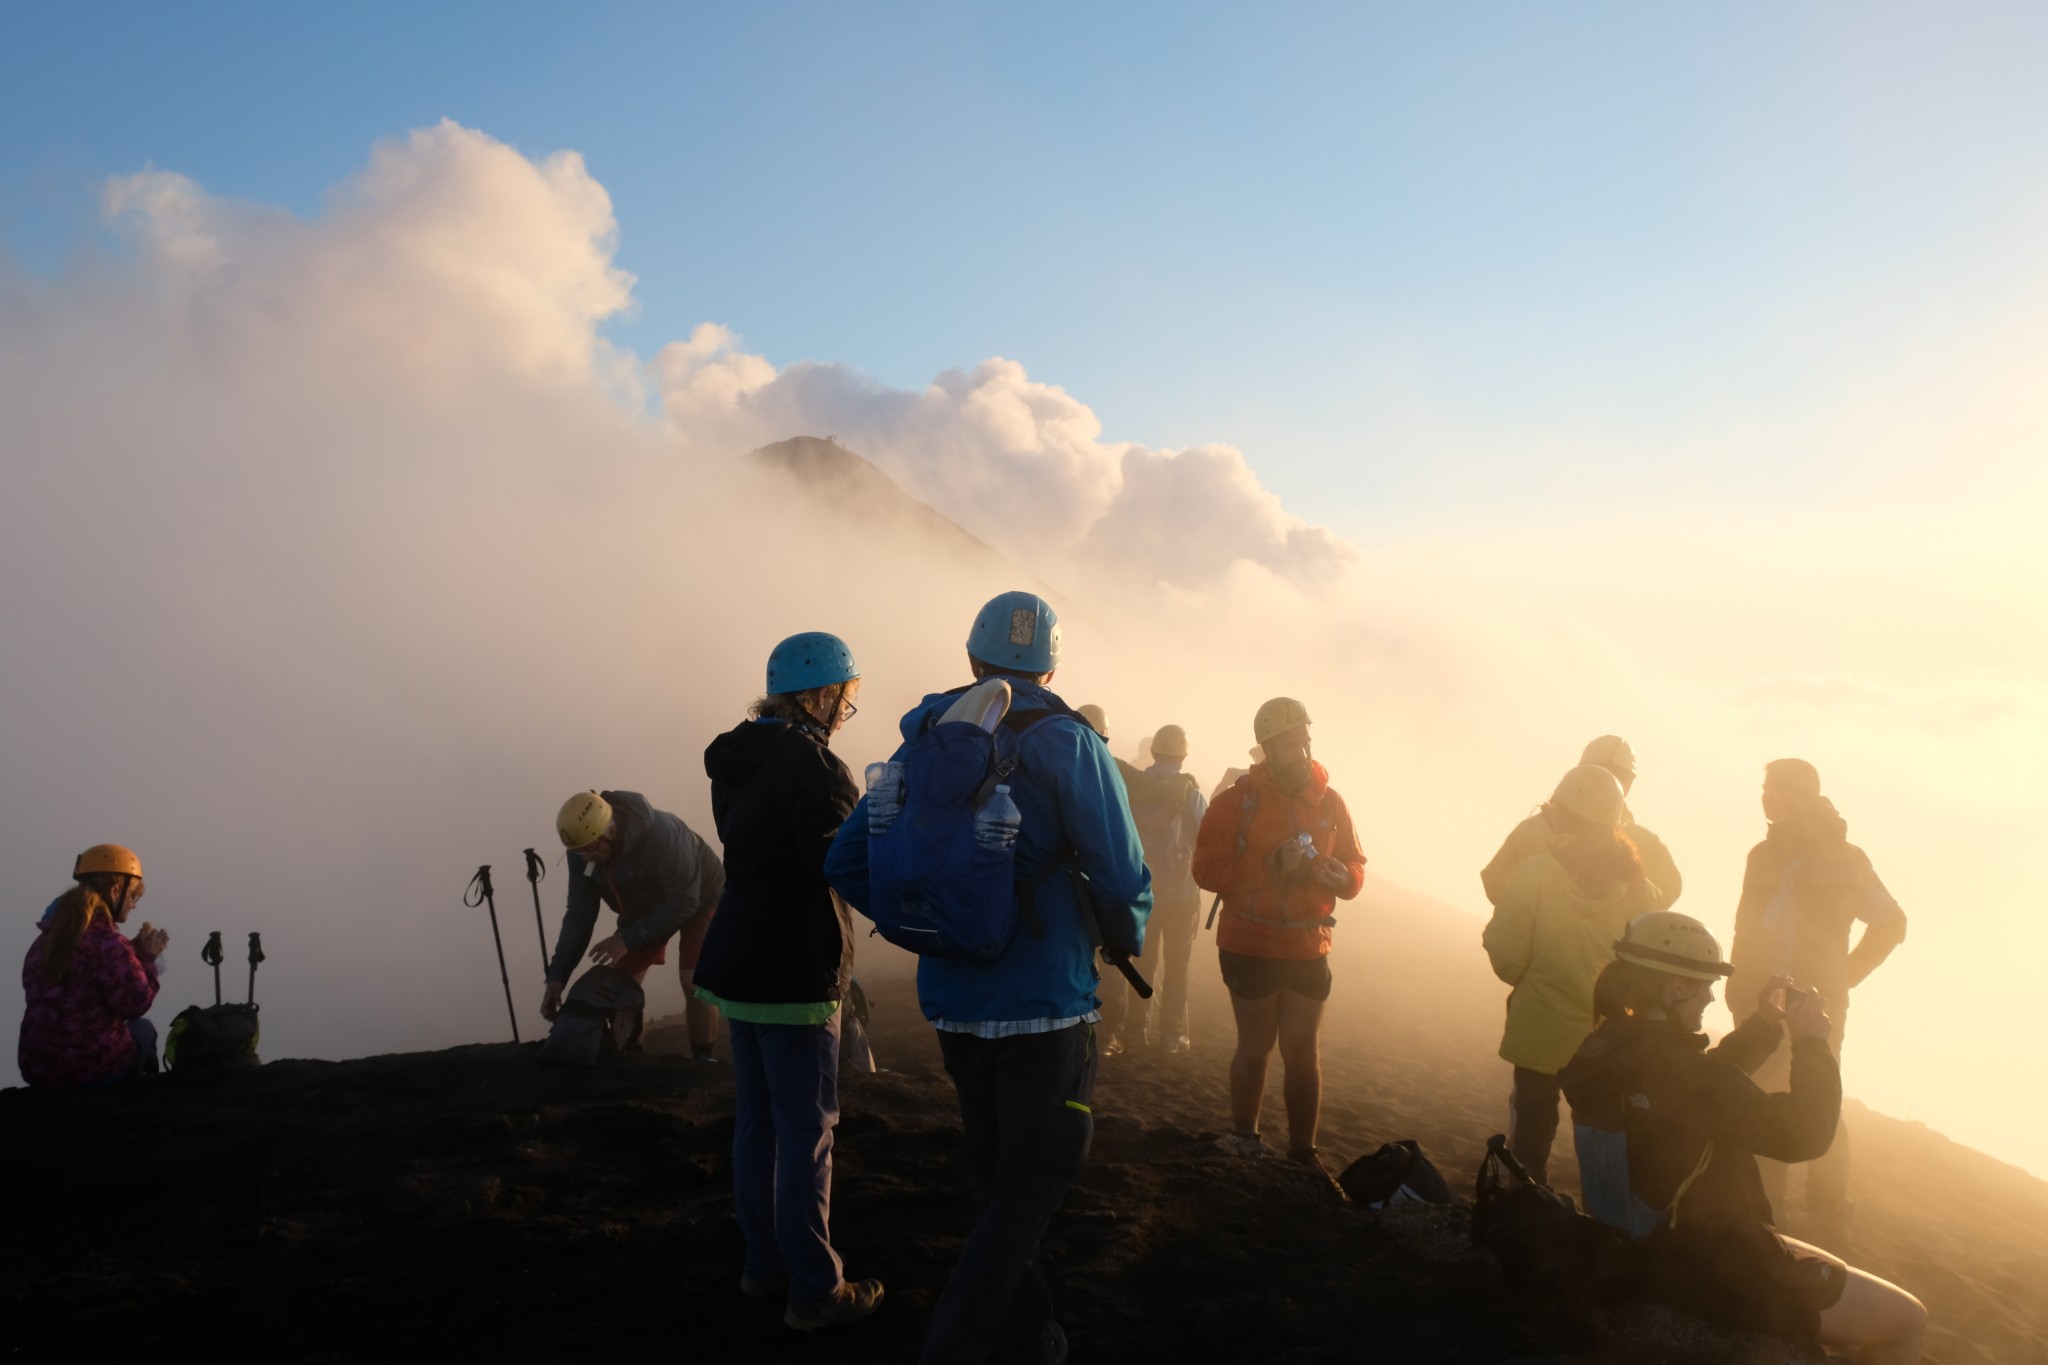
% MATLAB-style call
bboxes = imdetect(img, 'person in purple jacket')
[20,844,167,1088]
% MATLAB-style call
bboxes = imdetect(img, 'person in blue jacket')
[825,590,1152,1365]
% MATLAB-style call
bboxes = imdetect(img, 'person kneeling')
[1560,912,1926,1363]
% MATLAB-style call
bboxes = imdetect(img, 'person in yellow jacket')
[1480,735,1682,909]
[1482,763,1668,1184]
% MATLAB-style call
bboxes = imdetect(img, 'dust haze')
[3,123,2043,1175]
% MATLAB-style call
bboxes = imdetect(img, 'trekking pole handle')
[523,847,546,885]
[465,864,494,906]
[201,932,224,967]
[247,932,266,966]
[1106,953,1154,1000]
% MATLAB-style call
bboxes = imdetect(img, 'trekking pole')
[1106,953,1154,999]
[202,932,224,1006]
[246,932,265,1005]
[522,847,550,971]
[464,865,521,1044]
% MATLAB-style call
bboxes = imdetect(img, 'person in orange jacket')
[1192,698,1366,1168]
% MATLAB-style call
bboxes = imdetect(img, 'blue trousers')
[727,1014,845,1301]
[921,1024,1098,1365]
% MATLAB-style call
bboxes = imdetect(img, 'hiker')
[1192,698,1365,1169]
[1081,703,1158,1055]
[1726,759,1907,1248]
[19,845,165,1088]
[1481,735,1681,908]
[1481,763,1665,1185]
[1559,912,1927,1362]
[694,632,884,1331]
[1115,724,1206,1055]
[541,789,723,1057]
[825,589,1152,1365]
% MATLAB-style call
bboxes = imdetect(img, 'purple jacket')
[19,915,159,1088]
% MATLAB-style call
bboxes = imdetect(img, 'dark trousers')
[921,1025,1098,1365]
[1508,1066,1562,1187]
[728,1015,845,1301]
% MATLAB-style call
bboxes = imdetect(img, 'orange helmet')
[74,844,143,880]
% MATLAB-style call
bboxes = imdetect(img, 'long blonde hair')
[38,883,112,983]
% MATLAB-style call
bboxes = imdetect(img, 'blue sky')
[5,2,2044,532]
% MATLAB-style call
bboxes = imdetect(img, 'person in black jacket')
[694,631,884,1334]
[1560,911,1926,1363]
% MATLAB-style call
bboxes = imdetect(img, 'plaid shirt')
[932,1010,1099,1039]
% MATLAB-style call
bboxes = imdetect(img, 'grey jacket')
[547,790,724,983]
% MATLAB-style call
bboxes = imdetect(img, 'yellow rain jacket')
[1482,842,1667,1074]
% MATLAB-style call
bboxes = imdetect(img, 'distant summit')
[737,436,1033,583]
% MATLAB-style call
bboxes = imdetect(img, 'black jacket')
[1559,1011,1840,1231]
[694,718,860,1006]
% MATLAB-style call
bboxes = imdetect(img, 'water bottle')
[974,784,1022,851]
[866,761,904,835]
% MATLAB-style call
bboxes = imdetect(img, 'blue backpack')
[864,702,1070,960]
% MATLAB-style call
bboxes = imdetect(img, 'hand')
[541,980,565,1021]
[1786,987,1833,1042]
[1757,974,1794,1024]
[1274,839,1312,882]
[1311,856,1350,891]
[131,923,169,960]
[587,935,630,968]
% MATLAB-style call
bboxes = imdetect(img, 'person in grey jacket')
[543,789,724,1056]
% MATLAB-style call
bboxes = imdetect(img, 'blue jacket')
[825,680,1152,1025]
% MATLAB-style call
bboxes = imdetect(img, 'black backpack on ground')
[540,966,646,1068]
[1339,1139,1453,1208]
[1472,1134,1642,1311]
[165,1003,261,1078]
[165,931,264,1080]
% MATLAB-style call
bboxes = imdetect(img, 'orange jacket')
[1192,761,1366,960]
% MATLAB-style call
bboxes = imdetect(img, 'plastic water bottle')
[866,761,904,835]
[974,784,1022,851]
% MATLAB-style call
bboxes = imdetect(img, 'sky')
[3,5,2046,1173]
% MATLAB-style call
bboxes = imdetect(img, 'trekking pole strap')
[523,847,546,885]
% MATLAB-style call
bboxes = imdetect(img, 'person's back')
[21,894,160,1089]
[1123,727,1207,1054]
[823,589,1150,1365]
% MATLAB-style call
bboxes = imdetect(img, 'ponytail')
[39,884,110,983]
[1592,957,1672,1025]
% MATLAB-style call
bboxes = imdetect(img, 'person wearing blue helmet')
[825,590,1152,1365]
[695,632,884,1332]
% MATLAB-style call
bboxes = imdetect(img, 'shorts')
[615,908,716,977]
[1218,949,1332,1002]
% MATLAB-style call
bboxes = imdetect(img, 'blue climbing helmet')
[765,632,860,694]
[965,591,1062,673]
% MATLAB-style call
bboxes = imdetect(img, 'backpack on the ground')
[1472,1133,1641,1310]
[864,700,1073,960]
[165,928,263,1080]
[540,966,645,1068]
[1338,1139,1453,1208]
[164,1003,261,1078]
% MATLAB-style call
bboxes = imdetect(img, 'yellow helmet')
[1580,735,1636,780]
[73,844,143,880]
[1551,764,1625,826]
[1253,697,1311,746]
[1615,910,1733,980]
[1150,724,1189,759]
[556,791,612,849]
[1076,704,1110,739]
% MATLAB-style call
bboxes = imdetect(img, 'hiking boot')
[740,1272,787,1299]
[1101,1033,1125,1058]
[784,1278,884,1331]
[1161,1033,1191,1054]
[1215,1132,1267,1158]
